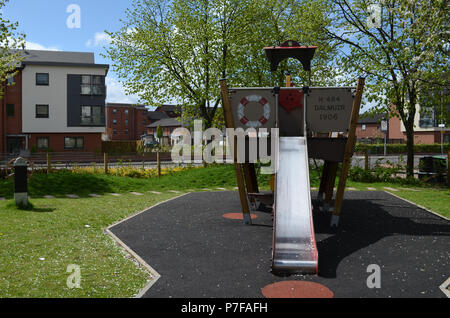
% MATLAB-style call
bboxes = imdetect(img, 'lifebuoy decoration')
[237,95,271,128]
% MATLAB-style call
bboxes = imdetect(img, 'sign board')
[229,88,277,130]
[438,124,446,128]
[306,88,354,133]
[380,120,388,132]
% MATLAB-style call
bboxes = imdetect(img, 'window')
[124,129,128,135]
[64,137,84,150]
[6,104,14,117]
[36,73,49,86]
[113,109,117,114]
[7,75,14,85]
[124,119,129,126]
[81,106,102,125]
[124,110,129,115]
[36,105,49,118]
[419,107,437,128]
[37,137,49,150]
[362,124,366,131]
[113,129,117,135]
[113,119,117,125]
[81,75,104,95]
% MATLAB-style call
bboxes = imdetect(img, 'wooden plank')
[318,161,330,199]
[243,163,259,193]
[220,79,252,224]
[332,78,365,225]
[324,162,338,204]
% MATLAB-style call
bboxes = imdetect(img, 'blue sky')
[3,0,140,104]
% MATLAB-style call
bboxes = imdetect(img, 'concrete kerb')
[104,193,191,298]
[383,191,450,222]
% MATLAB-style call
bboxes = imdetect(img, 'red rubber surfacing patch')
[222,213,258,220]
[262,281,334,298]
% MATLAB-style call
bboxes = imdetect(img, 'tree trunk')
[404,122,415,178]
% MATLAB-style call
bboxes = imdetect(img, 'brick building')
[105,103,150,141]
[147,118,184,146]
[1,50,109,155]
[356,113,387,143]
[356,106,450,144]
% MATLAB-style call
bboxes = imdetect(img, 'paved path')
[109,191,450,298]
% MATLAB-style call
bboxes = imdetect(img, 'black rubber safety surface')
[110,191,450,298]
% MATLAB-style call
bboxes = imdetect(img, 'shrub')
[355,143,450,155]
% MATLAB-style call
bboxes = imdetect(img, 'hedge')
[355,143,450,155]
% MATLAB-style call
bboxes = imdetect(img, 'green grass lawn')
[0,164,448,297]
[0,165,249,199]
[0,192,178,297]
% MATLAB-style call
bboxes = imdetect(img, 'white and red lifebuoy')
[237,95,271,128]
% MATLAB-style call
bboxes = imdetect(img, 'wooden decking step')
[248,192,274,206]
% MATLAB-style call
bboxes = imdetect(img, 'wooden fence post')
[365,150,369,171]
[157,151,161,177]
[46,152,51,174]
[104,153,109,174]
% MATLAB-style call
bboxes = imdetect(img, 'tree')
[322,0,449,177]
[0,0,25,97]
[105,0,336,128]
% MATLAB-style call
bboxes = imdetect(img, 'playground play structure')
[219,41,365,275]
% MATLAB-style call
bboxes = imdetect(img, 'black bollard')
[14,157,28,207]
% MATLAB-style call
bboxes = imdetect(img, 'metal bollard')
[14,157,29,207]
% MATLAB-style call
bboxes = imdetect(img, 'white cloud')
[105,77,140,104]
[86,32,111,48]
[24,41,61,51]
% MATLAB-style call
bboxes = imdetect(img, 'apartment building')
[0,50,109,155]
[356,105,450,144]
[105,103,150,141]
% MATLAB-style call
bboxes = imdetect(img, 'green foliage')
[0,0,25,97]
[104,0,336,128]
[324,0,449,176]
[156,124,163,139]
[355,143,450,155]
[348,166,424,186]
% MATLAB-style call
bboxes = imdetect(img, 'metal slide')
[272,137,318,274]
